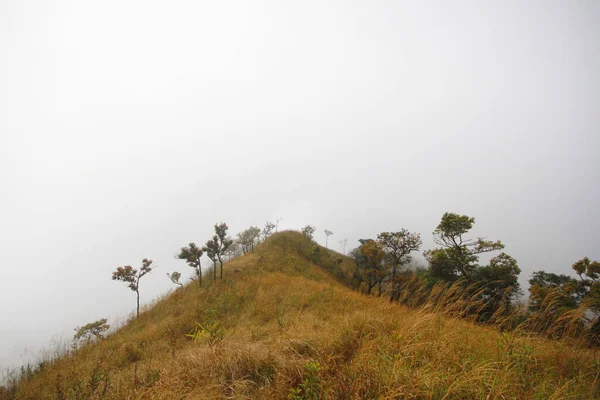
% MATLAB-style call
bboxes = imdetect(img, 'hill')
[4,231,599,399]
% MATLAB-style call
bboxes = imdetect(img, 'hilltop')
[4,231,599,399]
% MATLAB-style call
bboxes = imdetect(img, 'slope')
[6,231,600,399]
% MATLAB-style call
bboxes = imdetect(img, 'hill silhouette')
[4,231,599,399]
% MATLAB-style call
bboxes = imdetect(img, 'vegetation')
[302,225,316,240]
[166,271,183,287]
[4,214,600,399]
[177,242,204,287]
[111,259,153,319]
[324,229,333,248]
[73,319,110,343]
[237,226,261,254]
[527,256,600,343]
[214,222,233,280]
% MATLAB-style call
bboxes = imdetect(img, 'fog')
[1,1,598,370]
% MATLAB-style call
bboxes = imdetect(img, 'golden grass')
[6,231,600,399]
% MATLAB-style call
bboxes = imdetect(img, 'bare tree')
[112,259,153,319]
[224,240,242,260]
[275,217,283,233]
[324,229,334,248]
[339,239,348,254]
[262,222,275,241]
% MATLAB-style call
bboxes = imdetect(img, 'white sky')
[1,0,598,369]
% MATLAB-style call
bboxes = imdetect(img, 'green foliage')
[528,257,600,342]
[352,239,386,295]
[204,238,219,280]
[214,222,233,279]
[178,242,204,287]
[301,225,316,240]
[425,213,504,281]
[166,271,183,287]
[187,321,230,348]
[422,213,520,319]
[288,361,321,400]
[474,253,521,318]
[73,319,110,342]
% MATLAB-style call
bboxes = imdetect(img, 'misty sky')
[1,1,598,370]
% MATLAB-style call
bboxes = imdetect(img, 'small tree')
[475,253,521,316]
[352,239,385,295]
[224,240,242,260]
[339,239,348,254]
[262,222,275,241]
[166,271,183,287]
[112,259,153,319]
[302,225,316,240]
[204,238,219,281]
[178,243,204,287]
[377,230,422,300]
[73,318,110,343]
[214,222,233,279]
[237,226,261,253]
[324,230,333,248]
[275,217,283,232]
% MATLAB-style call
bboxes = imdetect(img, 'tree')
[224,240,242,260]
[275,217,283,233]
[529,257,600,321]
[214,222,233,279]
[73,318,110,342]
[352,239,386,295]
[302,225,316,240]
[166,271,183,287]
[474,253,521,316]
[178,243,204,287]
[324,230,333,248]
[204,238,219,281]
[339,239,348,255]
[424,213,504,281]
[262,222,275,241]
[528,271,580,313]
[112,259,153,319]
[377,230,422,300]
[377,230,422,282]
[237,226,261,253]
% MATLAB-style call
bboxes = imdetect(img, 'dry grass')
[5,231,600,399]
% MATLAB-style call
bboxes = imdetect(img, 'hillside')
[5,231,600,399]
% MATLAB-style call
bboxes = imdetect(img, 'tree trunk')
[213,261,217,280]
[197,265,202,288]
[136,290,140,319]
[220,260,223,279]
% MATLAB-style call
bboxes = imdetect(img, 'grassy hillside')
[5,231,600,399]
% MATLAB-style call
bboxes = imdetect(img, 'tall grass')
[4,231,599,399]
